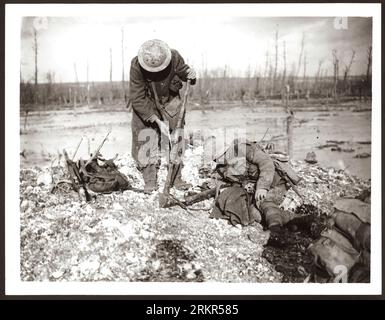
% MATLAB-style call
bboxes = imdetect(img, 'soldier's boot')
[261,200,302,229]
[260,201,284,230]
[172,164,192,191]
[142,164,158,194]
[259,202,289,247]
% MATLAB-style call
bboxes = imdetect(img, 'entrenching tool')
[158,79,191,207]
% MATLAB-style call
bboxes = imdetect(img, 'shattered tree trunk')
[273,28,278,94]
[285,85,294,159]
[332,50,339,101]
[121,27,125,103]
[23,109,29,132]
[33,28,38,105]
[86,60,90,106]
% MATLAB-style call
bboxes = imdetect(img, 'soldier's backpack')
[79,158,131,194]
[308,197,371,283]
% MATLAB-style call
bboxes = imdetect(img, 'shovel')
[159,79,191,207]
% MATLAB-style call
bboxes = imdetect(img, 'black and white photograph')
[4,3,382,296]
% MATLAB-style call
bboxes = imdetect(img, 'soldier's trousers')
[131,109,185,184]
[258,182,295,228]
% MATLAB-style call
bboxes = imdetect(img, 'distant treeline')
[20,75,371,111]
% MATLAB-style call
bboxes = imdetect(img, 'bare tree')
[268,53,274,97]
[303,51,307,80]
[32,28,38,104]
[263,50,269,98]
[332,49,339,100]
[343,49,356,82]
[198,54,204,102]
[46,71,55,91]
[273,27,279,92]
[73,63,79,111]
[366,46,372,84]
[364,45,372,100]
[315,59,324,93]
[109,48,113,102]
[73,62,79,83]
[33,28,38,86]
[121,27,125,102]
[109,47,113,83]
[281,40,287,87]
[316,60,324,81]
[223,64,228,100]
[342,49,355,95]
[296,33,305,78]
[303,51,309,99]
[86,59,90,105]
[246,63,251,79]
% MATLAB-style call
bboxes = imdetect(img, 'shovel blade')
[159,192,176,208]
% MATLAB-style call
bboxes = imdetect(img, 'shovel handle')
[176,79,191,129]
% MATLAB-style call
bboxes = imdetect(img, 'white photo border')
[5,3,382,295]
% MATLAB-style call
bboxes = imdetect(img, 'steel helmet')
[138,39,172,73]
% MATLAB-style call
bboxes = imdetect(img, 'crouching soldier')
[210,138,301,233]
[129,39,196,193]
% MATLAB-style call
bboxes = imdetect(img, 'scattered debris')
[305,151,317,164]
[331,147,355,153]
[297,118,310,125]
[354,153,371,159]
[326,140,346,145]
[317,143,338,149]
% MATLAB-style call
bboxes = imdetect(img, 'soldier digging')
[129,39,196,193]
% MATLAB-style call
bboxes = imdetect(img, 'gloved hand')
[186,68,196,80]
[255,188,267,201]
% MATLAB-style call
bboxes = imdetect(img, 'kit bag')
[309,198,371,282]
[79,159,130,194]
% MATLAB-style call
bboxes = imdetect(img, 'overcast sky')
[20,16,372,83]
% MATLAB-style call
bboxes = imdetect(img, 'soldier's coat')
[129,49,195,168]
[212,140,289,227]
[215,140,281,191]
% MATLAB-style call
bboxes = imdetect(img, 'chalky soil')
[19,145,369,283]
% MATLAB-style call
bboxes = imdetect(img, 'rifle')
[84,130,111,167]
[273,159,304,202]
[158,183,231,209]
[62,149,91,201]
[183,183,231,206]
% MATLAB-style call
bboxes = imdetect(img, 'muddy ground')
[20,99,371,179]
[19,100,371,283]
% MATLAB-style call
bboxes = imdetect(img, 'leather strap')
[150,81,166,118]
